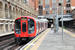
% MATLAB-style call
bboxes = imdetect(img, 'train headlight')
[16,32,18,33]
[15,31,21,34]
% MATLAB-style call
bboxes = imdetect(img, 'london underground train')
[14,16,48,44]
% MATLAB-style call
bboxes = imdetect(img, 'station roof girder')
[45,15,73,19]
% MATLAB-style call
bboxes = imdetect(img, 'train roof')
[15,16,48,22]
[34,18,48,22]
[15,16,34,20]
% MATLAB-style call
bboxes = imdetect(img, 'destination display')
[21,17,27,20]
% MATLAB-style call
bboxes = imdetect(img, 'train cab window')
[15,19,21,34]
[28,19,34,34]
[22,22,26,32]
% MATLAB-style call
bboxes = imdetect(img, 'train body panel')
[14,16,48,44]
[14,16,37,37]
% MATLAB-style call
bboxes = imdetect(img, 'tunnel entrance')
[48,22,51,28]
[46,18,53,28]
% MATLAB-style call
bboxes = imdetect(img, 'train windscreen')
[15,19,21,34]
[28,19,34,34]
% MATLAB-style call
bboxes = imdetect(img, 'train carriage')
[14,16,48,44]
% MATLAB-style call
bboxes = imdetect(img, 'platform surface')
[0,31,14,37]
[21,28,75,50]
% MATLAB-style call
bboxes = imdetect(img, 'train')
[14,16,48,44]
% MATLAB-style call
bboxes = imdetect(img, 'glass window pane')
[52,0,56,2]
[22,22,26,32]
[45,5,49,8]
[45,0,49,4]
[59,0,62,2]
[28,19,34,34]
[46,11,49,14]
[15,19,21,34]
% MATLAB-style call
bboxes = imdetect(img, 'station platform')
[0,31,14,37]
[20,28,75,50]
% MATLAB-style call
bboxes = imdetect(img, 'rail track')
[66,28,75,33]
[0,34,33,50]
[0,34,15,50]
[5,41,28,50]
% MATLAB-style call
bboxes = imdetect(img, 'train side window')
[36,22,38,29]
[38,23,40,29]
[36,22,38,33]
[40,22,41,29]
[28,19,34,34]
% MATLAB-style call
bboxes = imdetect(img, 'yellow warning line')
[59,27,75,37]
[30,29,50,50]
[24,29,50,50]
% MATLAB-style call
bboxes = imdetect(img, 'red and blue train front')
[14,17,36,43]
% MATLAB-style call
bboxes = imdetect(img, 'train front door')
[21,20,28,37]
